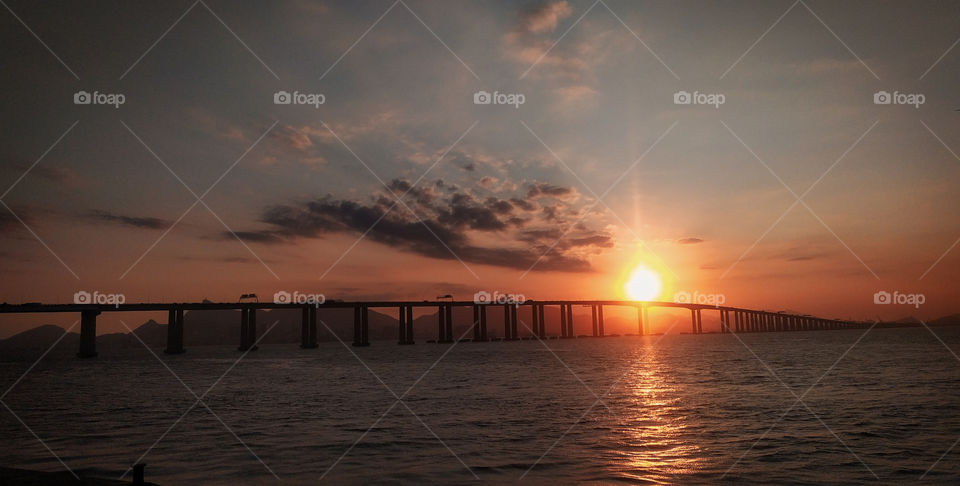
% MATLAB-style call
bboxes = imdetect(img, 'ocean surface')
[2,326,960,484]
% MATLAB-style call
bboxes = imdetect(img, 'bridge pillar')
[530,304,539,338]
[752,312,759,332]
[503,305,512,340]
[398,305,407,344]
[445,304,454,342]
[76,310,99,358]
[479,305,488,341]
[438,305,447,342]
[354,305,370,346]
[598,304,605,337]
[591,305,598,337]
[405,305,415,344]
[510,304,518,339]
[696,309,703,334]
[473,305,481,341]
[690,309,697,334]
[238,307,259,352]
[538,304,546,337]
[567,304,575,337]
[165,308,185,354]
[637,305,644,335]
[560,304,568,338]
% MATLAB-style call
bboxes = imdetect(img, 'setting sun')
[624,265,663,301]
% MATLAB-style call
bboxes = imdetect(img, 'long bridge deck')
[0,300,868,358]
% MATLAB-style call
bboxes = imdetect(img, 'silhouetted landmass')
[0,466,158,485]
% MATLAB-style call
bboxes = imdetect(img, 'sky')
[0,0,958,336]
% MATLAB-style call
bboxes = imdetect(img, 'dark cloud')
[232,178,612,272]
[89,210,170,230]
[527,182,575,199]
[677,237,704,245]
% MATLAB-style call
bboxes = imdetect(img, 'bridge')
[0,300,868,358]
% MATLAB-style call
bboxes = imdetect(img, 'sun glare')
[624,265,662,301]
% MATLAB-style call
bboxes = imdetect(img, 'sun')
[624,265,662,301]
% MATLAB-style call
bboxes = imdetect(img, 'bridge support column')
[353,305,370,346]
[510,304,518,339]
[405,305,415,344]
[445,304,454,342]
[77,310,99,358]
[696,309,703,334]
[479,305,488,341]
[473,305,481,341]
[238,307,259,352]
[560,305,568,338]
[438,305,446,342]
[398,305,407,344]
[301,306,318,348]
[530,304,540,338]
[591,305,598,337]
[637,305,644,335]
[165,308,185,354]
[690,309,697,334]
[503,305,512,340]
[538,304,546,337]
[567,304,575,337]
[598,304,605,337]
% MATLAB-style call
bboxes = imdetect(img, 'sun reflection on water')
[607,347,703,483]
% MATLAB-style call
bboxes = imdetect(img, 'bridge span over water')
[0,300,868,358]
